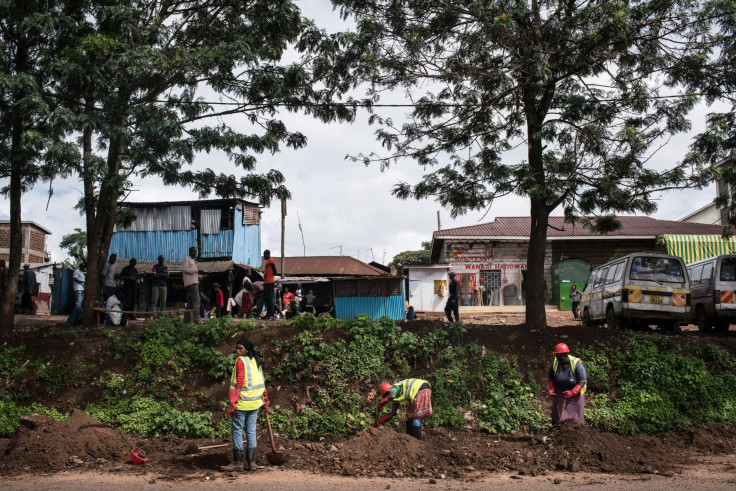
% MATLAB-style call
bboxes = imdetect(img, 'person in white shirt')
[182,247,205,323]
[67,263,86,324]
[101,254,117,300]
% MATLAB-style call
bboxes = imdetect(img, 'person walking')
[183,247,205,324]
[21,264,38,314]
[67,263,86,324]
[221,337,270,472]
[262,250,278,320]
[150,255,169,315]
[570,285,581,320]
[212,283,224,318]
[548,343,587,424]
[100,254,117,301]
[120,258,140,319]
[372,378,433,440]
[227,283,253,318]
[444,272,460,323]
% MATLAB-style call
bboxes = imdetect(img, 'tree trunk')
[81,110,124,326]
[524,105,550,328]
[0,38,28,337]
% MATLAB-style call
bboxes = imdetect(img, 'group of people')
[218,337,586,471]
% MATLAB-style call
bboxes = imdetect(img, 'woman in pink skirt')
[548,343,587,424]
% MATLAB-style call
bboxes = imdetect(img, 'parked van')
[580,253,690,330]
[686,254,736,332]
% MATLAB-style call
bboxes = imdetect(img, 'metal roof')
[113,259,234,275]
[120,198,260,208]
[269,256,390,276]
[433,216,725,239]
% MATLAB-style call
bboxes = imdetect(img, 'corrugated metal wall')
[334,295,405,321]
[233,207,261,266]
[109,230,198,262]
[200,230,234,258]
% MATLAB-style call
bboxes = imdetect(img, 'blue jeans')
[68,290,85,324]
[231,408,259,451]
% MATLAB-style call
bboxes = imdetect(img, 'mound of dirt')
[1,410,132,474]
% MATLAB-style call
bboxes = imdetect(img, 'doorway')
[481,270,502,306]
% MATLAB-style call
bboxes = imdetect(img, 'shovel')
[264,411,286,465]
[184,442,230,454]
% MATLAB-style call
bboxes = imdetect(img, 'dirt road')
[3,458,736,491]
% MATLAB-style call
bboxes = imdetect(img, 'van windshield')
[720,258,736,281]
[630,257,685,283]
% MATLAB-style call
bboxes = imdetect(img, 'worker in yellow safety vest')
[373,378,432,440]
[221,337,270,472]
[548,343,587,424]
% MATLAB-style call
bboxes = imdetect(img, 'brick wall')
[0,223,50,263]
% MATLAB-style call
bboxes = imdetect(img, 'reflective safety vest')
[552,355,587,394]
[391,378,429,406]
[230,356,265,411]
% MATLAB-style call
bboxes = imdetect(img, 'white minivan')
[580,252,690,330]
[686,254,736,332]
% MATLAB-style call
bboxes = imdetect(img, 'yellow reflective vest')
[551,355,587,394]
[229,356,265,411]
[390,378,429,406]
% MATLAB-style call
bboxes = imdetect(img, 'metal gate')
[481,270,502,306]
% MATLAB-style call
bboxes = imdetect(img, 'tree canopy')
[334,0,715,326]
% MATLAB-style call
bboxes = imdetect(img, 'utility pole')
[437,210,441,230]
[330,245,342,256]
[367,248,375,262]
[383,249,387,264]
[297,211,306,256]
[281,199,286,280]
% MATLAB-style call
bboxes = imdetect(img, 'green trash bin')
[552,259,591,312]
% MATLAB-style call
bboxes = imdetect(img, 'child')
[406,305,416,321]
[213,283,224,318]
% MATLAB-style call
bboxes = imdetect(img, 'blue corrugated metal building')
[332,276,405,321]
[109,199,261,265]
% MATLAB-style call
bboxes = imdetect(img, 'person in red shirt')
[213,283,224,318]
[262,250,278,320]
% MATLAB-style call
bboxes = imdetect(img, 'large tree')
[334,0,708,326]
[0,0,80,335]
[49,0,359,325]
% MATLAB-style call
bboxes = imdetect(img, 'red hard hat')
[380,383,393,397]
[131,447,148,465]
[554,343,570,354]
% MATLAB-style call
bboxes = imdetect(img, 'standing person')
[548,343,587,424]
[212,283,224,317]
[282,287,294,316]
[151,255,169,315]
[67,263,86,324]
[0,259,7,297]
[474,284,485,306]
[120,258,140,320]
[262,250,277,320]
[21,264,38,314]
[251,280,265,318]
[570,285,581,320]
[294,283,303,314]
[100,254,117,301]
[183,246,205,324]
[444,272,460,324]
[221,338,270,472]
[304,289,316,313]
[373,379,432,440]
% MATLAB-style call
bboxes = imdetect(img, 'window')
[690,265,703,284]
[613,262,625,282]
[720,258,736,281]
[605,264,619,284]
[701,263,714,283]
[630,256,685,283]
[594,268,608,287]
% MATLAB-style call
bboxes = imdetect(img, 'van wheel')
[582,309,592,327]
[696,306,714,332]
[606,308,621,330]
[714,321,730,332]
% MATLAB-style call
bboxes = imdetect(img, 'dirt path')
[2,458,736,491]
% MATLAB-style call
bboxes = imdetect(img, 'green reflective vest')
[390,378,429,406]
[552,355,587,394]
[229,356,265,411]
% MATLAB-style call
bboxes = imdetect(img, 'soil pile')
[1,410,131,474]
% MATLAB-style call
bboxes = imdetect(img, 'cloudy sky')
[0,1,725,265]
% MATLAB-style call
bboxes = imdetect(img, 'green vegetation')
[3,317,736,440]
